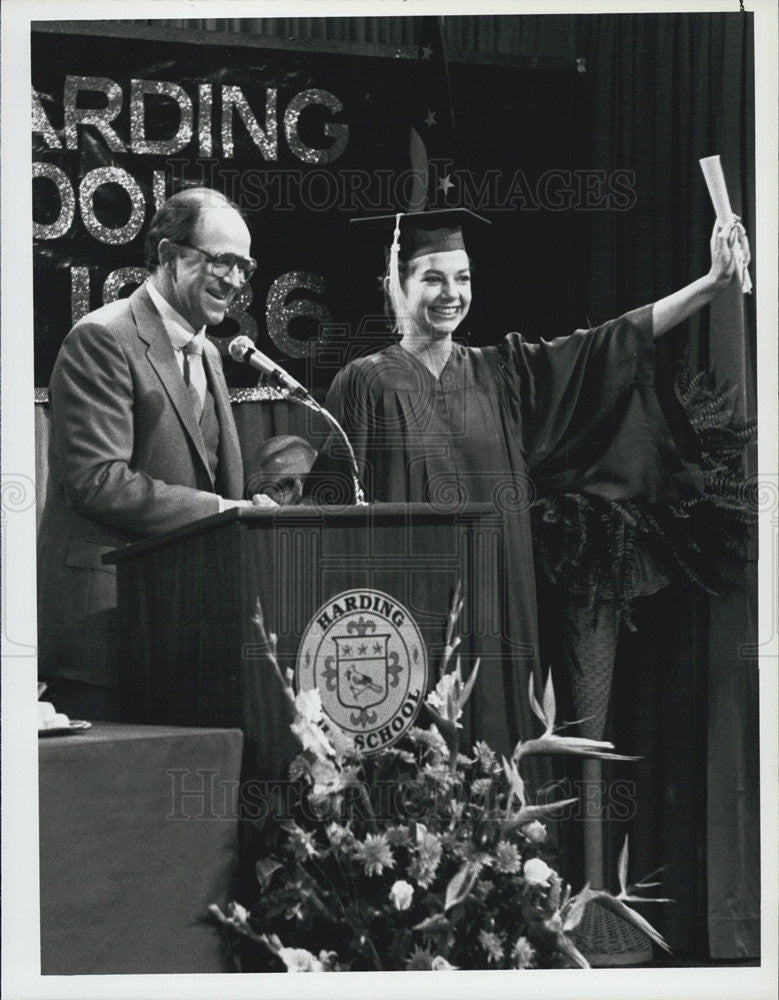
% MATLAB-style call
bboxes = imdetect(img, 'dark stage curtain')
[563,12,758,959]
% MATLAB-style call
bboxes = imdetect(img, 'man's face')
[167,203,252,329]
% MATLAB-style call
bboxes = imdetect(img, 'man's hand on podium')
[251,494,279,509]
[221,495,279,513]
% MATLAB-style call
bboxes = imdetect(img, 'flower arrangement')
[211,589,668,972]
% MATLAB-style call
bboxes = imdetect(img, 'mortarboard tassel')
[387,212,407,338]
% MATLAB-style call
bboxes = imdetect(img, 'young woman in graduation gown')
[308,209,746,775]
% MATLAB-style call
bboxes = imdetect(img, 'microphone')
[228,335,368,506]
[228,335,306,395]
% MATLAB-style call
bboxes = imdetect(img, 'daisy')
[478,929,504,964]
[405,946,434,971]
[473,740,497,772]
[512,935,536,969]
[353,833,395,877]
[385,824,412,847]
[493,840,522,874]
[410,830,443,887]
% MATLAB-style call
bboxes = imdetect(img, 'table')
[39,722,243,975]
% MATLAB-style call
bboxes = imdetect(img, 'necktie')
[183,333,207,418]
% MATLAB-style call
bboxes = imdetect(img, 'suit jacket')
[37,284,244,688]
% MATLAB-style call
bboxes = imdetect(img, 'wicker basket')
[572,898,653,967]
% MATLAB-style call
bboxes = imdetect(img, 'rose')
[523,858,555,885]
[521,821,547,844]
[389,880,414,911]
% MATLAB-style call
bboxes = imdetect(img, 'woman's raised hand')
[708,217,751,288]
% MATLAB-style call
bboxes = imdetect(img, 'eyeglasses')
[173,241,257,283]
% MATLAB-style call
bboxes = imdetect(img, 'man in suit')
[37,187,273,719]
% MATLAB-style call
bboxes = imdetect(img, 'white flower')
[425,657,480,730]
[326,822,352,849]
[290,714,334,760]
[389,880,414,911]
[318,950,338,971]
[426,672,460,717]
[521,821,548,844]
[290,688,337,760]
[278,946,324,972]
[294,687,323,723]
[431,955,458,970]
[308,757,350,805]
[287,823,318,861]
[523,858,555,886]
[512,935,535,969]
[208,901,251,933]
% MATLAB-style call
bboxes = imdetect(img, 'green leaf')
[424,702,459,758]
[528,674,546,728]
[562,892,588,933]
[501,797,579,831]
[256,857,283,892]
[413,912,451,933]
[444,862,480,912]
[542,670,556,731]
[459,658,481,710]
[617,836,629,896]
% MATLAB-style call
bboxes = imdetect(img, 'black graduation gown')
[309,304,701,761]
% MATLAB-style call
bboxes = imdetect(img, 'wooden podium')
[105,503,505,777]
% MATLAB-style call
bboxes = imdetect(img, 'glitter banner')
[32,24,591,395]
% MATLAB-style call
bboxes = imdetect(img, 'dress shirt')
[145,280,228,512]
[145,280,206,374]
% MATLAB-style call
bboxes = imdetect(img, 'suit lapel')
[129,285,214,486]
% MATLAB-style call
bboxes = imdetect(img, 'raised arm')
[651,219,749,339]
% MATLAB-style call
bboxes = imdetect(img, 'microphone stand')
[277,386,368,506]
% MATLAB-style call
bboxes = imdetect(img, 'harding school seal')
[296,589,428,753]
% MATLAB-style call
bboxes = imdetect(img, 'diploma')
[699,154,752,293]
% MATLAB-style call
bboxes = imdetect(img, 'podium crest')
[333,627,390,712]
[296,589,428,753]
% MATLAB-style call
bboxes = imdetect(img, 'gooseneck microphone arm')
[228,336,367,506]
[295,396,367,507]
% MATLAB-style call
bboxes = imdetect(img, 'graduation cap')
[351,207,490,264]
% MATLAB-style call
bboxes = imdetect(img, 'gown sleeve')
[494,305,704,503]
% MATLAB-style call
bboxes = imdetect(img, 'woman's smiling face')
[397,248,472,340]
